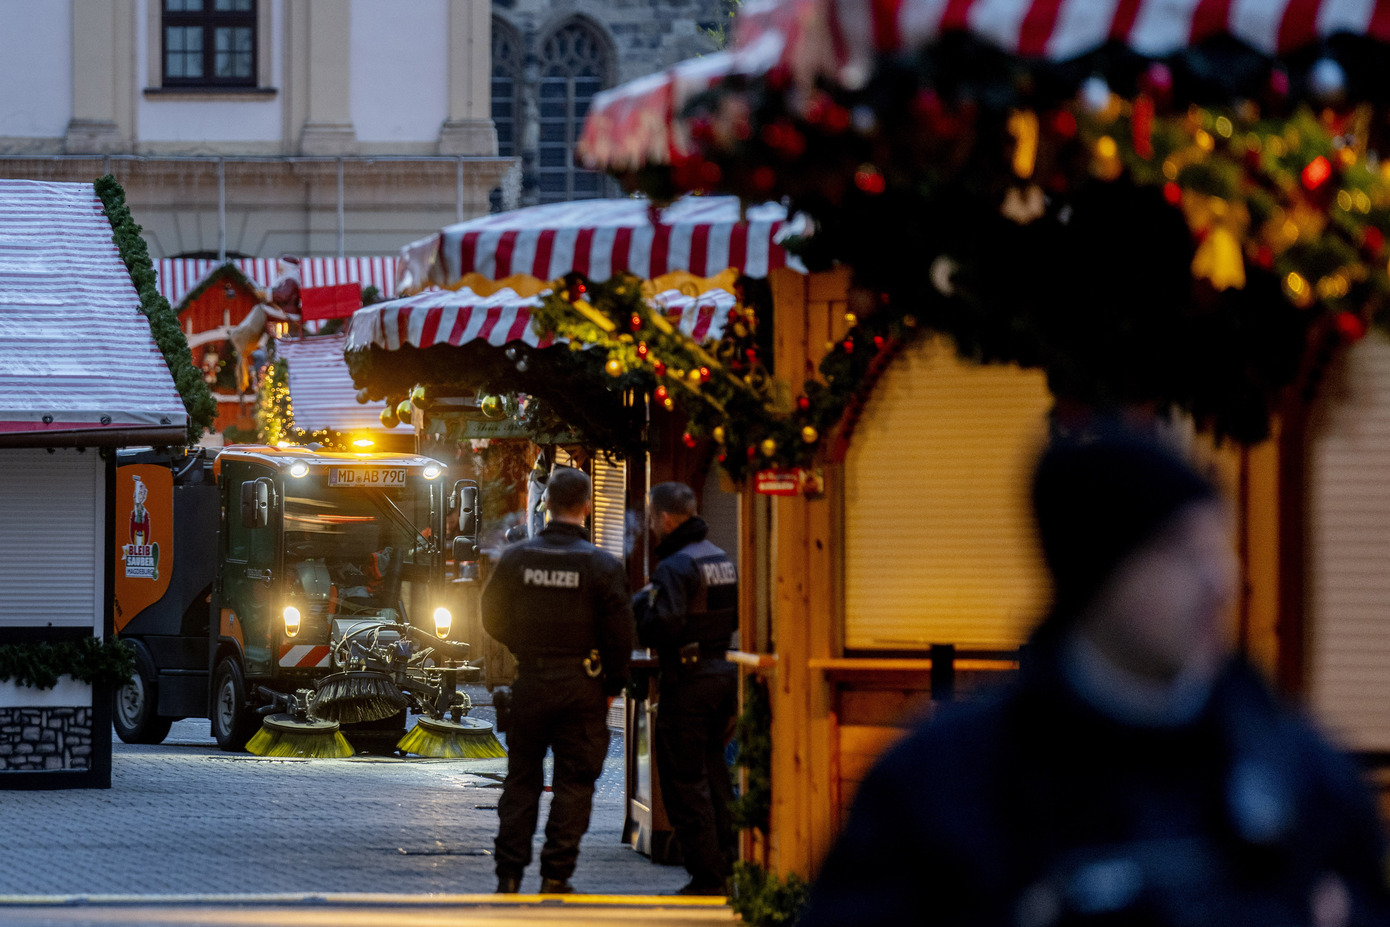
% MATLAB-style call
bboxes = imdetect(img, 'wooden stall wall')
[753,267,1290,880]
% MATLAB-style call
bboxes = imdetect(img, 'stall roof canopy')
[579,0,1390,174]
[395,196,803,295]
[274,334,390,435]
[157,257,399,307]
[347,284,738,354]
[0,180,187,447]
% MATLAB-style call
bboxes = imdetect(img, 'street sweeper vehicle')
[112,445,505,759]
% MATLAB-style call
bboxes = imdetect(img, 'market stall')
[0,177,209,789]
[344,195,805,860]
[567,0,1390,886]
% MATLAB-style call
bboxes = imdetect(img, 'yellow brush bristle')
[397,723,507,759]
[247,725,354,758]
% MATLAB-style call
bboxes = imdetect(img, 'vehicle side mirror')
[240,478,272,529]
[455,481,479,538]
[452,537,479,564]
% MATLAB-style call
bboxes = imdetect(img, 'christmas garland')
[596,38,1390,447]
[95,175,216,444]
[0,637,136,691]
[345,337,647,457]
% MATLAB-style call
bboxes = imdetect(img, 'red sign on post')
[755,470,800,496]
[300,282,363,322]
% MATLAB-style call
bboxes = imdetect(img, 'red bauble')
[797,396,811,411]
[1363,226,1385,256]
[682,432,698,448]
[1336,311,1368,342]
[1302,156,1333,191]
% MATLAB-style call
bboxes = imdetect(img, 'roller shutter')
[0,448,105,631]
[843,337,1052,651]
[591,455,627,560]
[1308,331,1390,751]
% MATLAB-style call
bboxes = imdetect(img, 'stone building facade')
[491,0,727,206]
[0,0,513,259]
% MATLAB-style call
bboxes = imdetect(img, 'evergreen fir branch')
[93,174,217,443]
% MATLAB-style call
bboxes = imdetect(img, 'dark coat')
[481,521,634,696]
[634,517,738,666]
[800,649,1390,927]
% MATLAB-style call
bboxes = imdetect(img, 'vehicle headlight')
[433,606,452,639]
[422,463,442,480]
[283,605,302,637]
[288,462,309,478]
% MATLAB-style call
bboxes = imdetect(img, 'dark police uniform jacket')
[800,638,1390,927]
[635,517,737,670]
[482,521,633,696]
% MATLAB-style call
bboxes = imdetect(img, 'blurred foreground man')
[801,425,1390,927]
[636,481,739,896]
[482,467,633,894]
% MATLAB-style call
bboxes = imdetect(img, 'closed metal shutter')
[843,337,1052,651]
[1308,331,1390,751]
[591,455,627,560]
[0,448,104,630]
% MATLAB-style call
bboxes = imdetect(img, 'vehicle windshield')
[282,478,439,623]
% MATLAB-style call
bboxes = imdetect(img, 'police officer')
[635,481,739,896]
[482,466,634,895]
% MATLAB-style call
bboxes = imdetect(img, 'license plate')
[329,467,406,487]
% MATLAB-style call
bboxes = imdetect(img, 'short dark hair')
[546,466,590,515]
[649,481,697,518]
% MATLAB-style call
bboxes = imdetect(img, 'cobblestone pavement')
[0,689,694,901]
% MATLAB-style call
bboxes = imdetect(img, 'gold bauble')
[688,369,703,385]
[480,395,503,418]
[760,438,778,457]
[379,407,399,428]
[801,426,818,444]
[712,426,726,443]
[605,357,624,377]
[397,400,414,420]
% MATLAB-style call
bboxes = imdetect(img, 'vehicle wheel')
[112,642,174,745]
[211,657,259,752]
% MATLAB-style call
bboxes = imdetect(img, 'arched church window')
[491,20,524,159]
[537,20,612,203]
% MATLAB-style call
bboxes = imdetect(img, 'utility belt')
[518,649,604,678]
[672,641,730,667]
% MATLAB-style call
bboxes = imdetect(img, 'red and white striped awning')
[395,196,803,295]
[346,286,738,354]
[860,0,1390,62]
[579,0,1390,174]
[274,334,391,434]
[156,257,398,306]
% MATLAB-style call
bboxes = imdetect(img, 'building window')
[537,20,611,204]
[491,21,523,159]
[162,0,256,87]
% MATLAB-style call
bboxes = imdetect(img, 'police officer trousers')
[655,659,738,888]
[494,661,609,883]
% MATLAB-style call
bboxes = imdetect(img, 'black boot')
[496,874,521,894]
[540,877,574,894]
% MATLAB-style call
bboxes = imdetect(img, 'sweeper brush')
[310,671,409,724]
[247,714,354,758]
[398,716,506,758]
